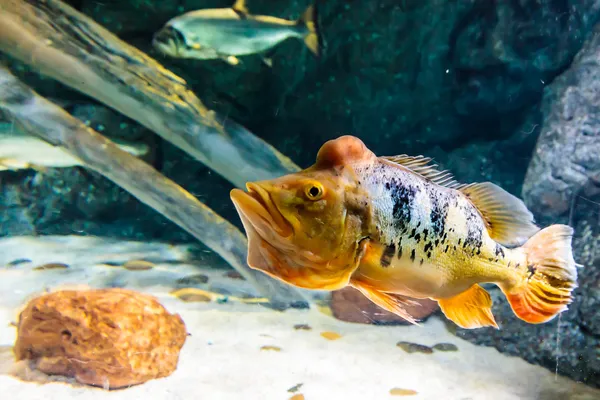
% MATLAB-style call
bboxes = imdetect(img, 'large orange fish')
[230,135,579,329]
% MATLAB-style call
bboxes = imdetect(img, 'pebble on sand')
[389,387,418,396]
[320,331,342,341]
[432,342,459,352]
[294,324,312,331]
[122,260,155,271]
[287,383,304,393]
[260,345,282,352]
[32,263,69,271]
[396,341,433,354]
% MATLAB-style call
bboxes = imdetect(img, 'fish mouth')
[232,182,292,239]
[152,27,183,56]
[230,183,294,275]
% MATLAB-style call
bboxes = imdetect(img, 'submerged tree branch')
[0,0,301,189]
[0,64,307,309]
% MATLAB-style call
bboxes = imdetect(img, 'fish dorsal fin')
[232,0,249,16]
[381,155,464,189]
[315,135,376,168]
[459,182,540,247]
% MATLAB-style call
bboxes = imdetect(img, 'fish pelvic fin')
[459,182,540,247]
[501,224,579,324]
[349,280,422,325]
[298,4,323,57]
[437,284,499,329]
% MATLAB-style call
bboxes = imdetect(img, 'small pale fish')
[230,135,580,329]
[0,122,149,172]
[152,0,323,66]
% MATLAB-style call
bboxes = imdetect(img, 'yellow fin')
[350,280,421,325]
[502,225,578,324]
[232,0,249,15]
[298,4,323,57]
[381,155,464,189]
[459,182,540,247]
[437,284,498,329]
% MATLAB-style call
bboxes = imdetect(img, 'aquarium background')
[1,0,599,390]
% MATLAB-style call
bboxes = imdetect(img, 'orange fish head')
[230,168,366,291]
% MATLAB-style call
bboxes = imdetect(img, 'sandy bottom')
[0,235,598,400]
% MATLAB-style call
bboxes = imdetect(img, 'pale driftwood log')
[0,0,301,189]
[0,64,307,309]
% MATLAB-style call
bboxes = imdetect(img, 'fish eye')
[304,182,324,201]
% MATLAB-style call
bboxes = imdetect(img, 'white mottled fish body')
[351,160,520,298]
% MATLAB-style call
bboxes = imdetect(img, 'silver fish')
[152,0,322,66]
[0,122,149,172]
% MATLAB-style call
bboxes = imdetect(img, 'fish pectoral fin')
[349,280,421,325]
[436,284,498,330]
[232,0,249,16]
[221,55,241,66]
[261,56,273,68]
[459,182,540,247]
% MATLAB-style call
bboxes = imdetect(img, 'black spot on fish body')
[389,180,416,234]
[458,239,461,245]
[494,243,505,259]
[380,243,396,268]
[414,233,421,242]
[424,242,432,253]
[422,229,429,240]
[410,249,416,262]
[428,189,451,236]
[507,262,511,268]
[397,246,403,259]
[434,239,439,247]
[527,264,536,279]
[444,245,449,253]
[420,258,424,265]
[427,252,432,259]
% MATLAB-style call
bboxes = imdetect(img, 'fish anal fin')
[459,182,540,247]
[436,284,498,329]
[381,155,464,189]
[349,280,421,325]
[232,0,249,15]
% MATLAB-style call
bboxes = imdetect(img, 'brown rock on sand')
[13,288,187,389]
[330,287,438,325]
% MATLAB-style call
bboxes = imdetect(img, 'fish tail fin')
[503,224,579,324]
[297,4,323,57]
